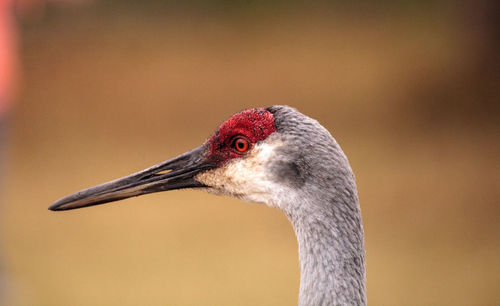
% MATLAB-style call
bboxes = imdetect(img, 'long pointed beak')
[49,145,213,211]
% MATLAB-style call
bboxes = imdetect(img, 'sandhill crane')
[50,105,366,305]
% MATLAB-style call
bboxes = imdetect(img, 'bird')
[50,105,366,306]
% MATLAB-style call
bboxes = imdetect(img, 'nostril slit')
[140,169,172,181]
[155,170,171,175]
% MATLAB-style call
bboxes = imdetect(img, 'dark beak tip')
[49,193,83,211]
[49,204,60,211]
[48,200,67,211]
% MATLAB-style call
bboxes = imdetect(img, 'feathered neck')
[286,191,366,305]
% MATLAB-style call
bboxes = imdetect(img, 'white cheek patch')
[195,141,284,208]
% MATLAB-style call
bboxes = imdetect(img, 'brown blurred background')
[1,0,499,305]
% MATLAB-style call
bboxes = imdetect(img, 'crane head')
[49,107,296,211]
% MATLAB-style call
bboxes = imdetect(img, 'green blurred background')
[1,0,499,305]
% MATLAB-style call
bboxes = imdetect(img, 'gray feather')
[266,106,366,306]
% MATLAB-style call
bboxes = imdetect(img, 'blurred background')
[1,0,499,305]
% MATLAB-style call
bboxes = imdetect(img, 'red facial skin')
[206,108,276,166]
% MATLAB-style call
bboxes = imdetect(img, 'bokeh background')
[1,0,499,305]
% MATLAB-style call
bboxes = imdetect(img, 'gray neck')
[286,195,366,306]
[263,105,367,304]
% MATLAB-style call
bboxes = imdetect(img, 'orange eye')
[234,137,249,153]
